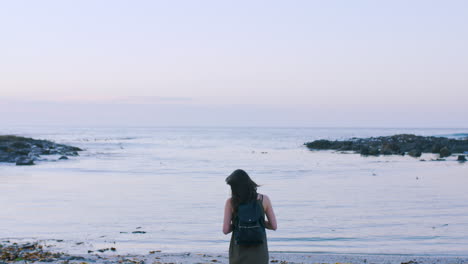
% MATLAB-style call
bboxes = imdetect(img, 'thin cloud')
[112,96,193,104]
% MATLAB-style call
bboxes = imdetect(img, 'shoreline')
[2,128,468,262]
[2,242,468,264]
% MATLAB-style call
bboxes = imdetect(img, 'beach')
[1,126,468,259]
[2,241,468,264]
[3,0,468,261]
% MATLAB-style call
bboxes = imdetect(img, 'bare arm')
[222,198,233,234]
[263,195,277,231]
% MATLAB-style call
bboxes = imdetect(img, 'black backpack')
[233,196,266,245]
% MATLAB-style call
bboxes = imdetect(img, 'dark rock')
[306,139,333,149]
[337,141,353,151]
[360,146,370,156]
[431,144,441,153]
[401,261,418,264]
[439,147,451,158]
[69,146,82,151]
[14,149,29,155]
[0,242,61,262]
[0,135,82,165]
[381,143,400,155]
[360,145,380,156]
[368,147,380,156]
[408,149,422,158]
[380,148,393,155]
[15,157,34,166]
[305,134,468,158]
[11,141,29,149]
[132,231,146,234]
[21,243,35,250]
[66,256,85,260]
[457,155,467,162]
[59,156,68,160]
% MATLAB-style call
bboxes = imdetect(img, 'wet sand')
[2,242,467,264]
[78,252,468,264]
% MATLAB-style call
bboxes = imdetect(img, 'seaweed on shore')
[0,242,66,262]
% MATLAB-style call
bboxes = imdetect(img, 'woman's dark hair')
[226,169,259,212]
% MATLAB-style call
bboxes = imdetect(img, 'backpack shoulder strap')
[259,194,263,201]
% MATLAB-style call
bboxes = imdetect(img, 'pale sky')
[1,0,467,127]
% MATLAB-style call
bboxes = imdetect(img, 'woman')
[223,169,277,264]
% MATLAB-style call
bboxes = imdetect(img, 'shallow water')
[1,126,467,256]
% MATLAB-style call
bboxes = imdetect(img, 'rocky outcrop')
[0,135,82,166]
[15,156,35,166]
[439,147,452,158]
[408,149,422,158]
[305,134,468,158]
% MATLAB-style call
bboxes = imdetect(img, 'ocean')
[1,126,467,256]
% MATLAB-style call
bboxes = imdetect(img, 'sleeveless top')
[229,194,268,264]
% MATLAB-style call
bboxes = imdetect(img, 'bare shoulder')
[258,193,272,209]
[258,193,271,201]
[224,198,233,214]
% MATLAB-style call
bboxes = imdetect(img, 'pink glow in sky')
[0,0,467,127]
